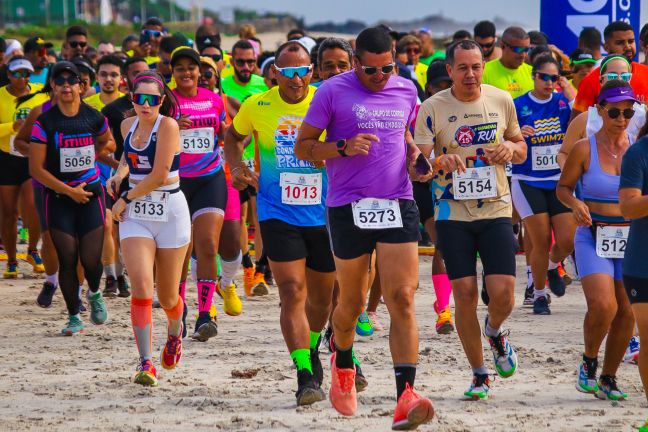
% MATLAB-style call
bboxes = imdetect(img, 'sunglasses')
[275,65,312,79]
[207,54,222,62]
[535,72,559,82]
[99,71,120,79]
[202,70,216,79]
[10,71,31,78]
[69,41,87,49]
[234,59,256,67]
[602,106,635,120]
[506,44,529,54]
[604,72,632,82]
[53,75,80,86]
[479,42,494,49]
[144,30,163,38]
[361,63,395,75]
[132,93,162,106]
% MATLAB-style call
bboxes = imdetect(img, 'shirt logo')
[258,101,271,106]
[448,115,457,122]
[454,123,498,147]
[533,117,561,135]
[464,113,483,119]
[127,153,151,169]
[274,114,313,169]
[352,104,368,120]
[520,106,532,117]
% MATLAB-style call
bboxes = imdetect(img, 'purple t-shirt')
[303,71,417,207]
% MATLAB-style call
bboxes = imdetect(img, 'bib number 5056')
[352,198,403,229]
[60,146,95,173]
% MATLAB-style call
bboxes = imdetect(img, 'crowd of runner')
[1,15,648,430]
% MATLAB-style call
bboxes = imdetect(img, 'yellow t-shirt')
[84,92,125,112]
[482,59,534,100]
[221,52,234,79]
[415,62,428,89]
[414,85,521,222]
[0,84,47,154]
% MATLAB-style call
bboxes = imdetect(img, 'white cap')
[7,58,34,73]
[5,39,22,57]
[297,36,317,54]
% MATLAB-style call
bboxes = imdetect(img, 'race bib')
[352,198,403,229]
[181,127,215,154]
[505,162,513,177]
[532,145,560,171]
[595,225,628,259]
[128,191,169,222]
[452,166,497,200]
[280,172,322,205]
[60,146,95,173]
[9,136,25,158]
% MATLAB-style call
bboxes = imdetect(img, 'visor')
[597,86,638,104]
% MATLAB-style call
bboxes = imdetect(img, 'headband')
[599,55,631,76]
[133,74,165,88]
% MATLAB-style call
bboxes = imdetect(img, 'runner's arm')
[28,142,75,196]
[224,124,258,190]
[556,139,592,226]
[13,106,41,156]
[619,147,648,219]
[619,188,648,219]
[558,111,587,169]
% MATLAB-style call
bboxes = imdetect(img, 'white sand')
[0,255,644,431]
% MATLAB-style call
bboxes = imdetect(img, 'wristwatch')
[120,191,132,204]
[336,139,348,157]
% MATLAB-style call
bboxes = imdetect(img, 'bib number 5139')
[181,127,214,154]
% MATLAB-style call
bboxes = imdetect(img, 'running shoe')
[481,271,489,305]
[354,357,369,392]
[547,268,566,297]
[4,261,18,279]
[117,275,131,298]
[133,359,158,387]
[624,336,640,365]
[596,375,628,401]
[192,312,218,342]
[160,327,183,370]
[37,281,57,308]
[485,322,518,378]
[312,346,324,387]
[576,361,598,394]
[181,301,188,339]
[434,301,454,335]
[216,282,242,316]
[264,266,274,286]
[104,276,118,298]
[463,373,490,400]
[523,283,535,306]
[392,383,434,430]
[533,295,551,315]
[79,300,87,313]
[251,272,269,296]
[88,291,108,325]
[639,419,648,432]
[26,250,45,273]
[356,311,374,336]
[243,266,256,297]
[323,326,334,353]
[296,369,326,406]
[62,315,84,336]
[367,311,383,331]
[557,262,572,286]
[329,352,357,416]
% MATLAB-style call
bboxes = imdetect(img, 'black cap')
[51,61,80,79]
[196,34,221,51]
[24,36,53,53]
[170,47,200,67]
[426,60,451,86]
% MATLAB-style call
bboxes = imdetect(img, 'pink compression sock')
[432,274,452,311]
[197,279,216,314]
[179,280,186,302]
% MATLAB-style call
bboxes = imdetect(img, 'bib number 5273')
[352,198,403,229]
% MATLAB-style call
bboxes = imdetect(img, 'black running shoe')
[481,271,490,306]
[547,268,566,297]
[104,276,118,298]
[533,296,551,315]
[295,369,325,406]
[191,312,218,342]
[117,275,130,298]
[523,283,534,306]
[37,282,57,308]
[324,325,334,353]
[355,362,368,392]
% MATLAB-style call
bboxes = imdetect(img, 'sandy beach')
[0,253,644,431]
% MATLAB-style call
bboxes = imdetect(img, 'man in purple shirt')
[296,27,434,429]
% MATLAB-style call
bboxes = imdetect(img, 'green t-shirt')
[482,59,534,100]
[222,74,268,160]
[419,51,445,66]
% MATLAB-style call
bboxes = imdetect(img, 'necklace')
[600,131,628,160]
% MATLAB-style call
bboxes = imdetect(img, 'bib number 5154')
[452,166,497,200]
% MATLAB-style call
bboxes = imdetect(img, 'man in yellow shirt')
[83,55,124,111]
[482,26,533,100]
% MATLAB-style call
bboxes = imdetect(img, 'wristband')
[120,191,132,204]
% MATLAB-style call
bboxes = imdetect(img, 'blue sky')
[179,0,647,30]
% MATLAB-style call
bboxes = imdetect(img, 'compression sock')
[163,297,184,337]
[334,344,355,369]
[178,281,186,302]
[197,279,216,314]
[310,331,321,350]
[220,252,242,287]
[290,348,313,374]
[394,364,417,399]
[131,297,153,361]
[432,274,452,311]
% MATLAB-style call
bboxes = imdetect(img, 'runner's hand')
[485,141,514,165]
[408,151,434,182]
[521,125,535,138]
[67,183,93,204]
[106,175,122,199]
[312,160,326,169]
[345,133,379,156]
[177,114,192,130]
[112,198,126,222]
[231,165,258,191]
[572,200,592,226]
[437,154,466,174]
[12,119,25,132]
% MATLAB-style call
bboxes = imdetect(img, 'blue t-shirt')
[513,91,571,189]
[620,136,648,278]
[30,66,49,86]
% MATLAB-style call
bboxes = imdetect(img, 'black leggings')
[46,187,105,315]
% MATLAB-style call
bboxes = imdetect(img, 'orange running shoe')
[391,383,434,430]
[433,301,454,335]
[160,328,183,370]
[243,266,256,297]
[329,352,357,416]
[557,262,572,285]
[251,272,269,296]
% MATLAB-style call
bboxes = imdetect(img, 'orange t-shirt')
[573,61,648,112]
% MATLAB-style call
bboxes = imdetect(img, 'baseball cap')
[196,34,221,51]
[426,60,451,86]
[24,36,53,54]
[297,37,317,54]
[171,46,200,67]
[50,61,80,79]
[7,57,34,73]
[199,56,218,71]
[570,48,596,65]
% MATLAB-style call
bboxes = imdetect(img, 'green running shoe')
[62,315,84,336]
[638,419,648,432]
[464,373,490,400]
[596,375,628,401]
[576,362,598,394]
[355,310,374,336]
[88,291,108,325]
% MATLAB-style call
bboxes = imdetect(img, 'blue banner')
[540,0,641,57]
